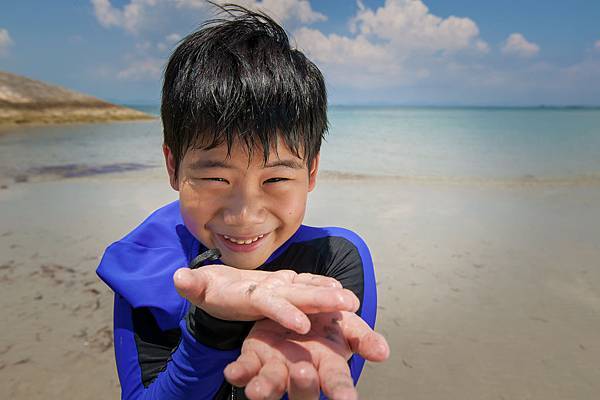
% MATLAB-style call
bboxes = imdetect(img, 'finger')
[281,286,360,314]
[293,273,343,288]
[253,291,311,334]
[318,355,357,400]
[224,351,263,388]
[340,312,390,362]
[266,269,299,284]
[173,267,209,304]
[288,361,320,400]
[245,358,289,400]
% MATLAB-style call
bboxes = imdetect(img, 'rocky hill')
[0,71,154,125]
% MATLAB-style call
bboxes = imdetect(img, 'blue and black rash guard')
[97,201,378,400]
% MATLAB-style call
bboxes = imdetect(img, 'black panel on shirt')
[213,380,248,400]
[131,306,182,388]
[262,236,365,314]
[186,304,255,350]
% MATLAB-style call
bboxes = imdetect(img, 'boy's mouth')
[216,232,269,253]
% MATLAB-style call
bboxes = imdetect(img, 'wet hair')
[161,3,328,178]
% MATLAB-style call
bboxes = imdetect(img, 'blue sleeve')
[317,232,377,400]
[345,231,377,387]
[113,294,239,400]
[277,228,378,400]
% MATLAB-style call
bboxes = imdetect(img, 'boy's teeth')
[223,234,264,245]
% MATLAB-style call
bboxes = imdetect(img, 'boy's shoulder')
[266,224,371,270]
[96,201,371,329]
[96,201,197,329]
[113,200,195,251]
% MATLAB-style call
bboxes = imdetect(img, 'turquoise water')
[322,107,600,180]
[1,106,599,183]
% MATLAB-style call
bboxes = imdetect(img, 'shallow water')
[1,106,599,185]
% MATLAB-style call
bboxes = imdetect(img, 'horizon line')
[117,102,600,110]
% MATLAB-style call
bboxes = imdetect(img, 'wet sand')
[1,167,599,399]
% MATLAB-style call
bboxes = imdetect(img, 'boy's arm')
[320,232,379,384]
[113,263,364,400]
[114,294,243,400]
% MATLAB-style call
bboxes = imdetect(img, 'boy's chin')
[218,252,268,270]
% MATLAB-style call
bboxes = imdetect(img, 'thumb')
[354,331,390,362]
[341,312,390,362]
[173,267,208,305]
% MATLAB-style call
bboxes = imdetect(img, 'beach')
[1,164,600,399]
[1,107,600,399]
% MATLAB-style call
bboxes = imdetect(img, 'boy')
[97,4,389,400]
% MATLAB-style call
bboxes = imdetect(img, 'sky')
[1,0,600,106]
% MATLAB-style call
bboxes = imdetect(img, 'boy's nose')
[222,189,267,226]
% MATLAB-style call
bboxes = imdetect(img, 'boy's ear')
[162,144,179,191]
[308,153,320,192]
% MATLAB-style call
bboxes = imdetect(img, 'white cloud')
[91,0,161,34]
[91,0,325,35]
[294,27,397,88]
[475,39,490,53]
[165,33,181,43]
[91,0,327,81]
[91,0,123,29]
[88,0,600,104]
[0,28,14,56]
[241,0,326,24]
[117,58,164,80]
[294,0,488,88]
[348,0,485,54]
[501,33,540,58]
[157,33,182,52]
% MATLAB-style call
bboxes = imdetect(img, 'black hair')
[161,3,328,178]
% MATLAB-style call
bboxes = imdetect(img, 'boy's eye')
[264,177,289,184]
[203,178,229,183]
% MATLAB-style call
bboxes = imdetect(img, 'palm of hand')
[225,311,388,400]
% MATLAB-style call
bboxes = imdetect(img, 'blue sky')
[1,0,599,106]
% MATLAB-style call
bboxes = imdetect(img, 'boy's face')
[164,138,319,269]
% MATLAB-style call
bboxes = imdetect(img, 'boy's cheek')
[178,190,213,242]
[179,208,209,245]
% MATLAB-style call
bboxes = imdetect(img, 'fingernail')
[340,389,359,400]
[295,317,310,334]
[349,293,360,311]
[376,336,390,359]
[224,364,240,380]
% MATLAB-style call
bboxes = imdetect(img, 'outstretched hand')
[173,266,360,334]
[224,311,390,400]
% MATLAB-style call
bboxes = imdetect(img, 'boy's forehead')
[185,140,307,168]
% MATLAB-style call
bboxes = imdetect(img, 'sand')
[1,167,600,399]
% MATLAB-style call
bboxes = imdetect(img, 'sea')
[1,106,600,185]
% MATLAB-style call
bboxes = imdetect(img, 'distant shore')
[0,71,155,127]
[0,104,155,128]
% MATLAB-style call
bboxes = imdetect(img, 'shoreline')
[2,163,600,189]
[0,108,156,129]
